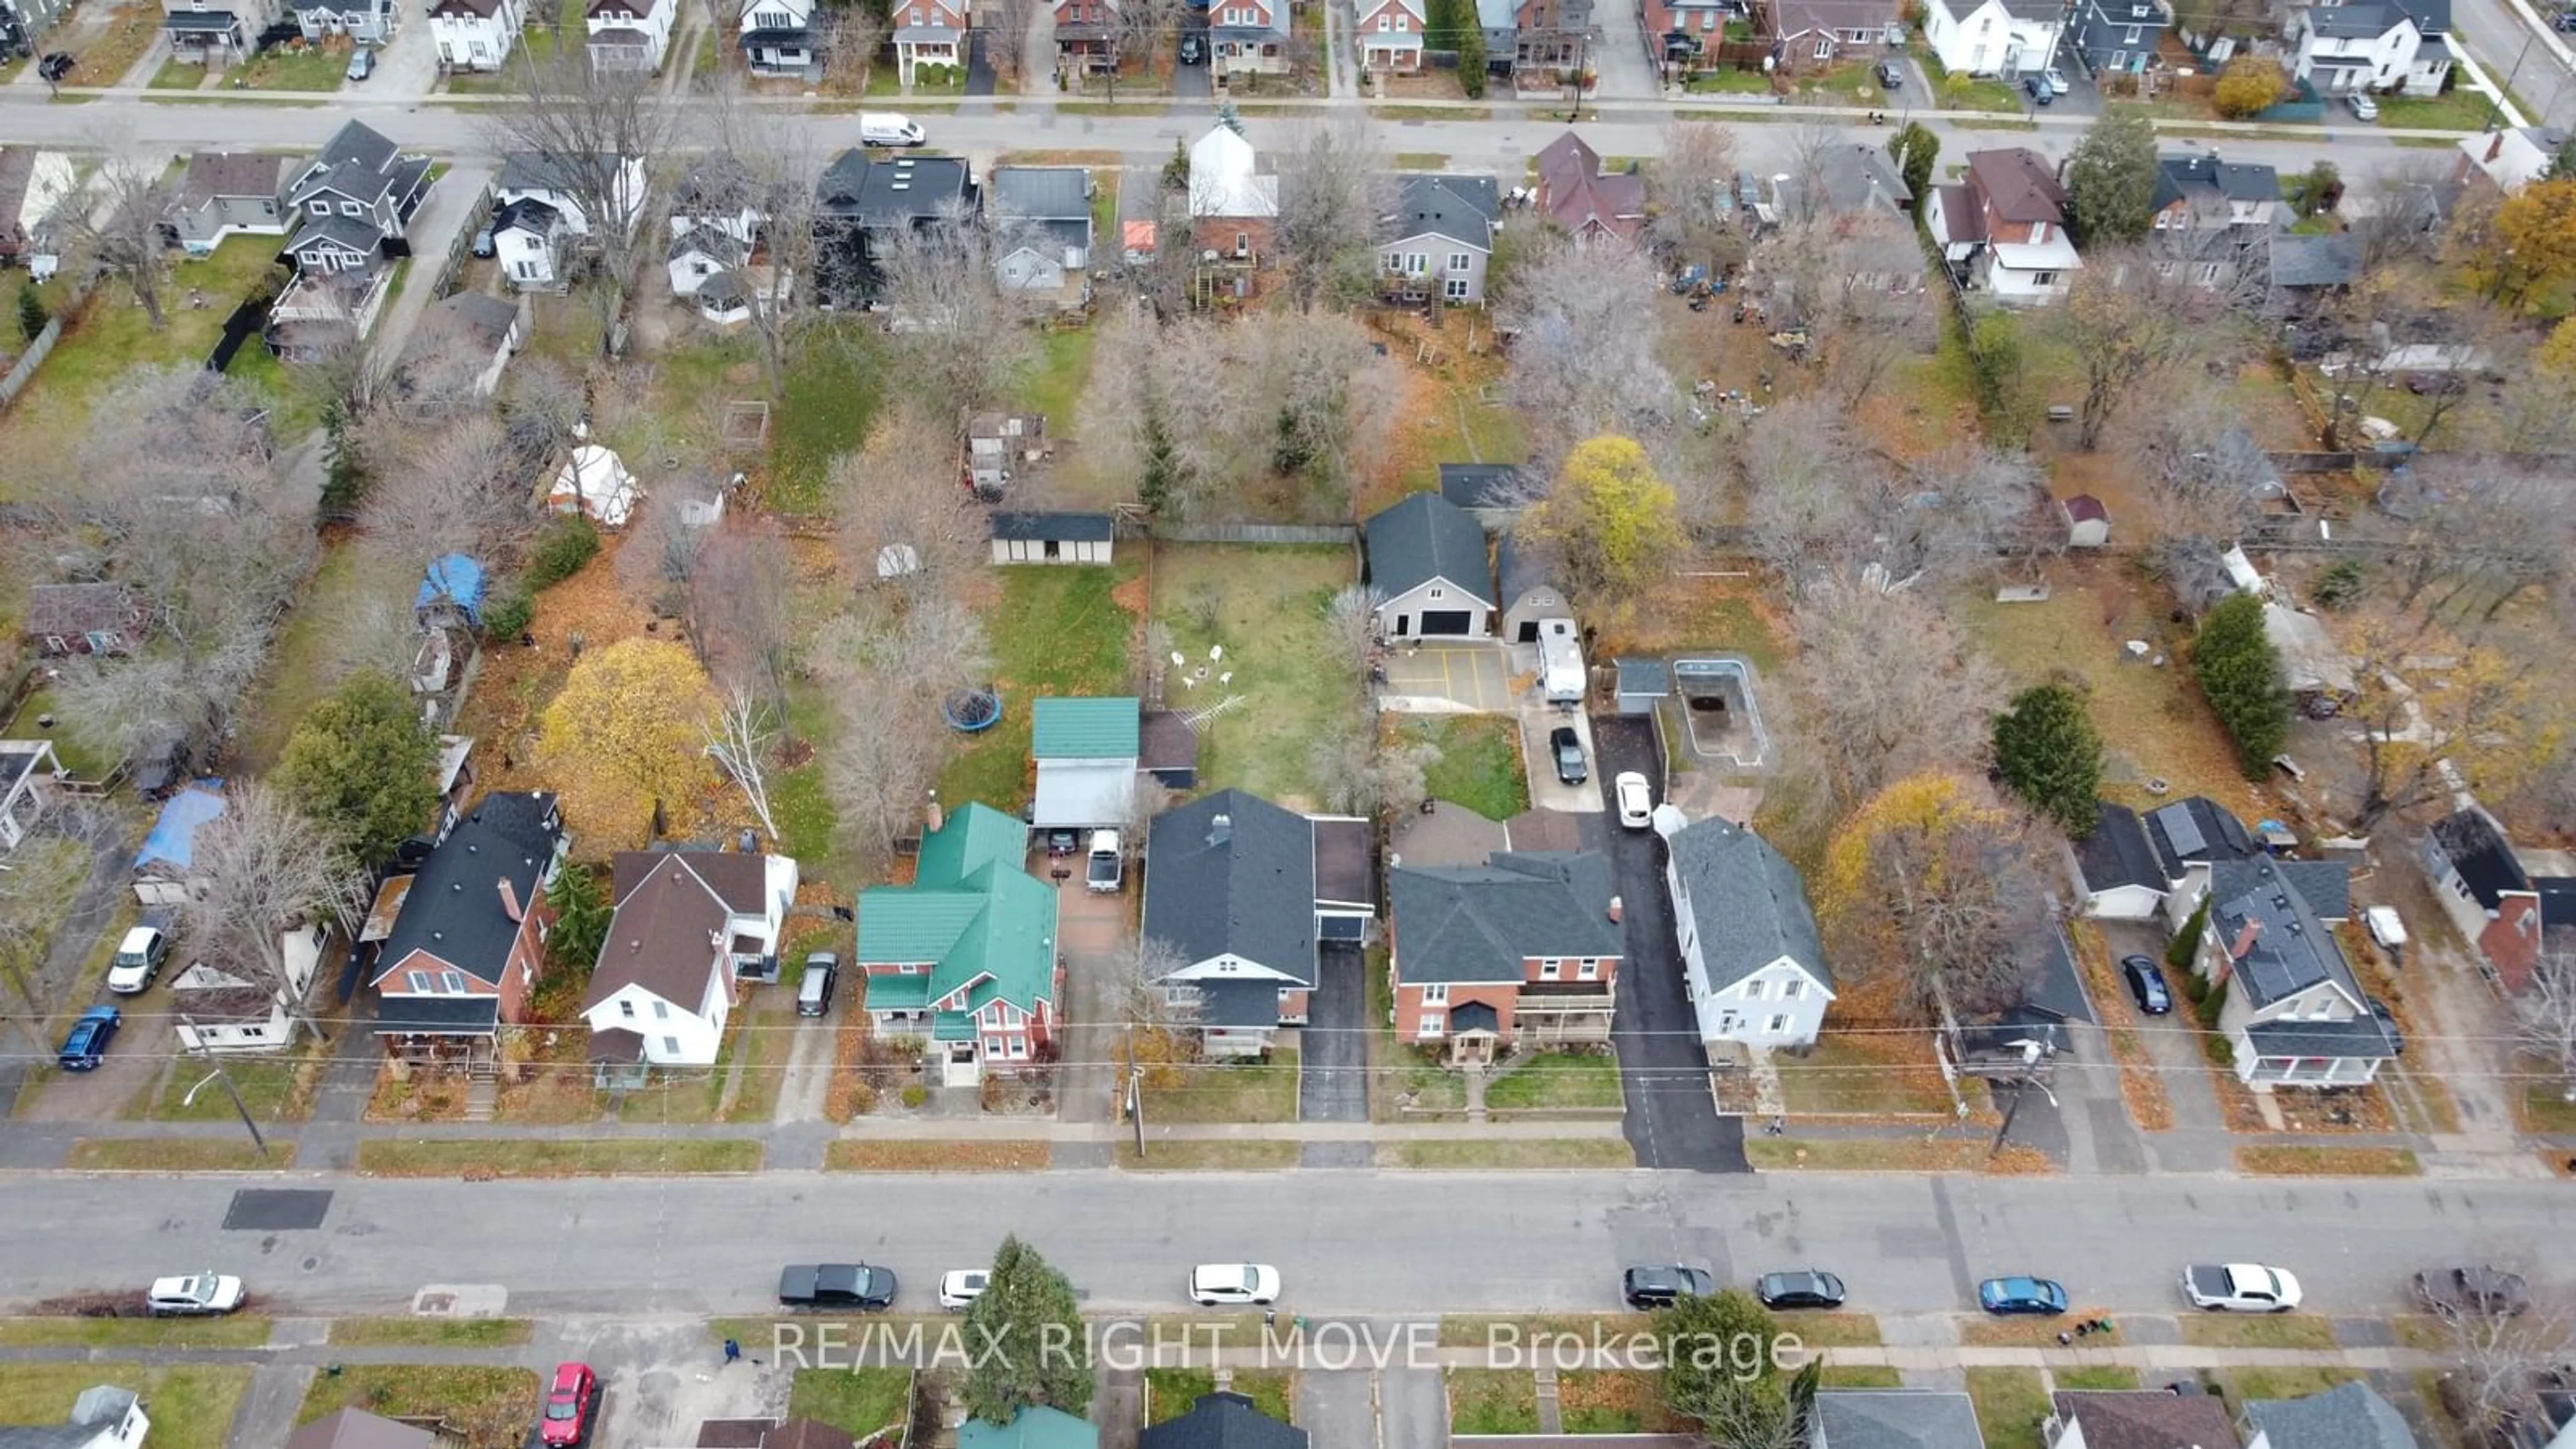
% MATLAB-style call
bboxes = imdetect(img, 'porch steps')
[462,1053,498,1123]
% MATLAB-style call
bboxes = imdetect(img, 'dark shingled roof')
[1811,1391,1986,1449]
[1140,1392,1307,1449]
[989,165,1092,222]
[2211,856,2350,922]
[1192,978,1287,1028]
[2209,856,2362,1012]
[2243,1014,2398,1060]
[371,994,502,1036]
[1364,492,1493,604]
[1312,818,1375,910]
[2153,153,2280,211]
[585,851,777,1014]
[1615,657,1670,697]
[1382,172,1501,251]
[1666,816,1829,993]
[2428,808,2530,908]
[2078,801,2167,894]
[2047,1389,2244,1449]
[370,791,563,989]
[178,152,286,209]
[816,151,972,224]
[1965,148,2068,225]
[991,511,1114,543]
[1143,790,1317,984]
[2269,231,2361,290]
[2145,797,2256,881]
[1449,1000,1500,1034]
[2243,1381,2417,1449]
[283,1407,438,1449]
[1389,851,1621,985]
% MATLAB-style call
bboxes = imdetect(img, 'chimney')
[1607,895,1623,924]
[498,877,524,923]
[2487,132,2504,164]
[1210,813,1232,846]
[2228,918,2262,960]
[926,791,944,835]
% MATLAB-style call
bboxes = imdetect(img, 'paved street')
[1,1172,2569,1318]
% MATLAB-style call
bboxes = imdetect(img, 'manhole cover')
[222,1189,333,1231]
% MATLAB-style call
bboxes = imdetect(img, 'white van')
[860,113,927,148]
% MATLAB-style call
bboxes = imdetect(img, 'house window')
[1008,1036,1028,1059]
[1782,979,1803,999]
[1539,958,1562,980]
[441,971,466,993]
[984,1035,1006,1057]
[2123,23,2139,39]
[407,971,433,993]
[1448,251,1471,272]
[1445,276,1469,299]
[1419,1011,1445,1038]
[619,1000,636,1018]
[1812,36,1831,56]
[1421,983,1448,1005]
[341,201,362,216]
[2030,270,2057,286]
[310,201,331,216]
[900,962,920,973]
[1577,958,1600,980]
[653,1000,669,1018]
[663,1036,682,1055]
[242,1026,264,1038]
[1743,978,1766,1000]
[1377,12,1389,27]
[1767,1014,1792,1034]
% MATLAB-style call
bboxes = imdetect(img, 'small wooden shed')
[990,511,1114,565]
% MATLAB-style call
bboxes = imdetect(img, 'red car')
[541,1362,598,1446]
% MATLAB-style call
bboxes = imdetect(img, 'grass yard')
[1483,1050,1622,1111]
[1405,716,1528,820]
[2519,1082,2576,1134]
[1955,564,2267,822]
[2369,92,2503,131]
[2177,1314,2339,1350]
[1148,544,1356,808]
[137,1036,327,1122]
[1024,327,1097,434]
[1750,1137,2052,1172]
[1446,1368,1540,1434]
[1684,68,1774,93]
[1148,1368,1293,1426]
[297,1365,539,1449]
[356,1138,763,1176]
[1440,1314,1650,1348]
[65,1,160,86]
[327,1318,534,1348]
[1116,1139,1300,1169]
[824,1140,1051,1171]
[2054,1365,2143,1391]
[1558,1370,1689,1434]
[1591,574,1789,679]
[64,1138,296,1171]
[788,1367,914,1438]
[769,325,889,513]
[0,1365,250,1449]
[771,677,848,885]
[0,1316,270,1348]
[1959,1313,2117,1348]
[1380,1043,1470,1120]
[1136,1050,1299,1124]
[235,43,350,90]
[1377,1138,1636,1169]
[2235,1144,2422,1177]
[938,562,1142,812]
[1786,1313,1882,1348]
[234,537,379,775]
[1966,1366,2051,1449]
[148,58,203,88]
[1821,1364,1905,1387]
[2208,1366,2360,1407]
[1772,1034,1955,1116]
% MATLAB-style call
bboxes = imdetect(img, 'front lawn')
[64,1138,297,1171]
[2055,1366,2142,1391]
[2519,1081,2576,1134]
[1406,716,1529,820]
[137,1036,327,1122]
[1684,68,1773,94]
[1136,1050,1299,1125]
[1148,545,1357,807]
[327,1318,534,1348]
[1558,1371,1688,1434]
[1772,1034,1954,1116]
[356,1138,763,1175]
[1379,1138,1635,1169]
[2177,1314,2339,1351]
[938,562,1143,812]
[236,43,350,91]
[297,1365,539,1449]
[2369,92,2504,131]
[1148,1368,1292,1425]
[2235,1144,2421,1177]
[1448,1369,1539,1434]
[0,1365,250,1449]
[789,1367,913,1439]
[0,1316,271,1348]
[1484,1049,1622,1111]
[1965,1367,2050,1449]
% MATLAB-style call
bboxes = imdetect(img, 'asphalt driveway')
[1591,716,1748,1173]
[1378,644,1511,714]
[1299,943,1366,1122]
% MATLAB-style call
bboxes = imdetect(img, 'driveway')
[1592,716,1748,1173]
[1173,19,1212,99]
[372,160,490,364]
[964,33,996,95]
[1053,868,1131,1124]
[1299,942,1367,1122]
[1589,0,1660,98]
[373,0,442,99]
[1379,643,1511,714]
[1383,1367,1446,1448]
[1296,1371,1377,1449]
[771,1000,834,1124]
[1519,702,1601,814]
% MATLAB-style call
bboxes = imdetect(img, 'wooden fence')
[0,317,60,409]
[1150,522,1358,545]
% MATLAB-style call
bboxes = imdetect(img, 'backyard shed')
[990,511,1114,565]
[1614,657,1670,716]
[1139,710,1200,790]
[2061,494,2109,548]
[548,443,641,527]
[134,781,226,905]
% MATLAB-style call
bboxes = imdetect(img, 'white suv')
[1189,1263,1281,1305]
[107,927,169,995]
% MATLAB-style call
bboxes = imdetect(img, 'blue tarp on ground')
[415,553,486,626]
[136,781,225,872]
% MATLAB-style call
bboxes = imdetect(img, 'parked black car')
[2121,955,2173,1016]
[36,51,72,81]
[778,1264,898,1310]
[1755,1270,1848,1310]
[2024,74,2053,105]
[2369,996,2403,1053]
[1550,726,1587,786]
[1622,1266,1715,1309]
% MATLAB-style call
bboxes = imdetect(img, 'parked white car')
[1189,1263,1281,1306]
[938,1270,988,1311]
[1614,772,1653,829]
[2348,91,2379,121]
[106,926,169,995]
[146,1272,245,1317]
[2182,1263,2302,1313]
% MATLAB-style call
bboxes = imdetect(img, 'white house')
[1379,172,1501,305]
[0,739,61,853]
[1363,491,1495,639]
[425,0,523,71]
[492,197,570,290]
[2457,124,2567,195]
[1209,0,1289,73]
[584,0,670,70]
[582,849,799,1068]
[495,152,647,240]
[549,442,640,527]
[2292,0,2449,97]
[1663,813,1835,1048]
[1927,148,2081,305]
[739,0,818,72]
[2198,855,2394,1089]
[170,924,327,1053]
[1030,696,1138,830]
[1920,0,2061,76]
[989,165,1094,308]
[0,1386,147,1449]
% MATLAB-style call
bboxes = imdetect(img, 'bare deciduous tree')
[1322,583,1386,678]
[833,402,989,588]
[1497,239,1674,464]
[487,57,675,346]
[2517,948,2576,1102]
[2051,250,2232,450]
[1752,210,1936,407]
[359,411,533,570]
[178,782,366,1042]
[1790,582,2002,813]
[819,5,888,92]
[1271,119,1391,314]
[2121,378,2279,554]
[981,0,1040,82]
[694,518,796,710]
[2438,1295,2570,1447]
[58,150,183,331]
[878,201,1038,418]
[707,680,782,841]
[1106,0,1180,97]
[690,80,822,394]
[1307,711,1435,814]
[1646,120,1741,274]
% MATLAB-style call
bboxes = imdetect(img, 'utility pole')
[181,1023,272,1163]
[1128,1061,1146,1159]
[1988,1076,2057,1157]
[2487,30,2535,131]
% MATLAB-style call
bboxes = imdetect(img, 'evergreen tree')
[1886,122,1939,207]
[2192,593,2291,779]
[274,671,440,868]
[963,1236,1094,1424]
[545,866,612,972]
[2167,896,2210,972]
[15,283,46,344]
[1992,682,2104,837]
[2061,109,2159,248]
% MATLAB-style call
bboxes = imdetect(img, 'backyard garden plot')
[1146,545,1358,809]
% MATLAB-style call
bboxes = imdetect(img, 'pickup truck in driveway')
[2182,1263,2302,1312]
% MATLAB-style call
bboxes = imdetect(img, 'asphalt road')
[11,1172,2571,1319]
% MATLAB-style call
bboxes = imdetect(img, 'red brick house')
[1357,0,1425,70]
[1388,851,1623,1063]
[1533,130,1646,245]
[2423,806,2575,995]
[1054,0,1114,71]
[366,790,569,1059]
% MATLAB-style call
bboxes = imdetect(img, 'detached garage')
[991,511,1115,565]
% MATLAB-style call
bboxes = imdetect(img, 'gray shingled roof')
[2077,801,2167,894]
[2269,231,2360,290]
[1615,657,1670,697]
[1811,1391,1985,1449]
[1389,852,1621,985]
[2428,808,2528,908]
[989,166,1091,222]
[2210,857,2350,922]
[1666,816,1829,993]
[2243,1381,2416,1449]
[1140,1393,1307,1449]
[1142,790,1316,985]
[1364,492,1493,604]
[1383,172,1501,251]
[2144,797,2255,879]
[2209,855,2358,1011]
[2047,1389,2241,1449]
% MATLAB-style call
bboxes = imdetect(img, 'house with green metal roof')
[855,802,1061,1086]
[958,1406,1099,1449]
[1030,696,1140,830]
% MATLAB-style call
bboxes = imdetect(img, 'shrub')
[2311,559,2367,609]
[482,584,535,641]
[526,515,600,588]
[2192,593,2290,778]
[2167,898,2210,971]
[15,282,46,343]
[2212,57,2289,119]
[900,1083,928,1109]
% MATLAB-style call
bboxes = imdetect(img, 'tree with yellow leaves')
[2337,608,2552,831]
[537,638,720,843]
[1814,772,2056,1022]
[1517,435,1685,604]
[2483,177,2576,309]
[2536,317,2576,378]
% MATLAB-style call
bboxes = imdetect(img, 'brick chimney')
[497,877,524,923]
[926,791,945,835]
[2228,918,2262,960]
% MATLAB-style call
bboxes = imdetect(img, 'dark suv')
[1623,1266,1715,1309]
[1550,726,1587,786]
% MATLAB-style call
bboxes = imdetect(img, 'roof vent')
[1210,813,1232,846]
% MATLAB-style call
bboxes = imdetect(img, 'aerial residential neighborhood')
[0,0,2573,1437]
